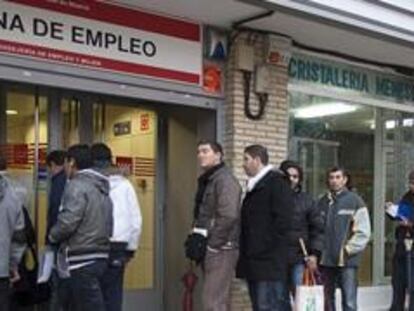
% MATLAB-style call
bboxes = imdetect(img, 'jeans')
[101,250,129,311]
[59,260,107,311]
[390,253,414,311]
[49,270,64,311]
[0,278,9,311]
[322,266,358,311]
[247,280,290,311]
[284,263,305,310]
[289,263,305,292]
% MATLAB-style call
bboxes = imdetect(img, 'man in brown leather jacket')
[185,140,242,311]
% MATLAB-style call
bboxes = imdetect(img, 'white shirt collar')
[246,164,274,192]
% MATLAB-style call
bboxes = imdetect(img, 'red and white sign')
[0,0,202,84]
[116,156,133,175]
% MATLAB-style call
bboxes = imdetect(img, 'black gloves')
[184,233,207,264]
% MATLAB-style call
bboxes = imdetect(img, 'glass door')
[58,93,162,310]
[290,137,339,194]
[0,83,48,247]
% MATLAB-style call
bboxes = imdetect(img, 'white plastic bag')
[295,284,324,311]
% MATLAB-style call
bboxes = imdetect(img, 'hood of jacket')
[77,169,110,196]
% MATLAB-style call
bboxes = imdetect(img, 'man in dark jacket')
[279,160,324,303]
[49,144,113,311]
[388,170,414,311]
[236,145,293,311]
[319,167,371,311]
[45,150,67,311]
[46,150,67,240]
[185,140,241,311]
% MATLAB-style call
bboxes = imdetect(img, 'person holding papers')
[387,170,414,311]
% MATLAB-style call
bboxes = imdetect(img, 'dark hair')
[198,140,224,157]
[279,160,303,183]
[91,143,112,163]
[46,150,66,166]
[0,154,6,171]
[66,144,92,170]
[327,166,353,189]
[244,144,269,165]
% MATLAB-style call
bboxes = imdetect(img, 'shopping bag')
[295,267,324,311]
[295,284,324,311]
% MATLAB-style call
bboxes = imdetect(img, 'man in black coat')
[45,150,67,311]
[236,145,294,311]
[388,170,414,311]
[46,150,67,241]
[279,160,324,304]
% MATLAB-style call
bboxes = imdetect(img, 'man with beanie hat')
[91,143,142,311]
[388,170,414,311]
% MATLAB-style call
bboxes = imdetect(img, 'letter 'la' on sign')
[0,1,202,85]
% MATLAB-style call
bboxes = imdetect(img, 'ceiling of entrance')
[114,0,414,70]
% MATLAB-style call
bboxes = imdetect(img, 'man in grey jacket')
[185,140,242,311]
[318,166,371,311]
[0,155,25,309]
[49,144,113,311]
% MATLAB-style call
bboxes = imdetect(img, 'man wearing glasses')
[279,160,324,309]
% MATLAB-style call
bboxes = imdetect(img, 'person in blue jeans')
[237,145,294,310]
[318,167,371,311]
[49,144,113,311]
[279,161,324,309]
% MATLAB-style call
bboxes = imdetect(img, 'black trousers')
[59,260,107,311]
[101,250,128,311]
[390,254,414,311]
[0,278,9,311]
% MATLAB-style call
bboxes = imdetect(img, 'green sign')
[289,54,414,102]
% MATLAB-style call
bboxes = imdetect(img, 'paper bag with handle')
[294,238,324,311]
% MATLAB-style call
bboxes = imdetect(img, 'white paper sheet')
[385,203,398,219]
[37,248,55,284]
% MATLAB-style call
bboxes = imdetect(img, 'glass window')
[0,84,48,246]
[288,92,375,285]
[380,110,414,277]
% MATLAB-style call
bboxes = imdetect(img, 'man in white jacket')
[91,143,142,311]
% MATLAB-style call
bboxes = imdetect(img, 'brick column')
[224,32,291,310]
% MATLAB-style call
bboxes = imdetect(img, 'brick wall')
[223,31,291,310]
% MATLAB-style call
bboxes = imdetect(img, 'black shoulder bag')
[11,207,51,307]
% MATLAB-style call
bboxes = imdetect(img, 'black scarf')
[193,162,225,220]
